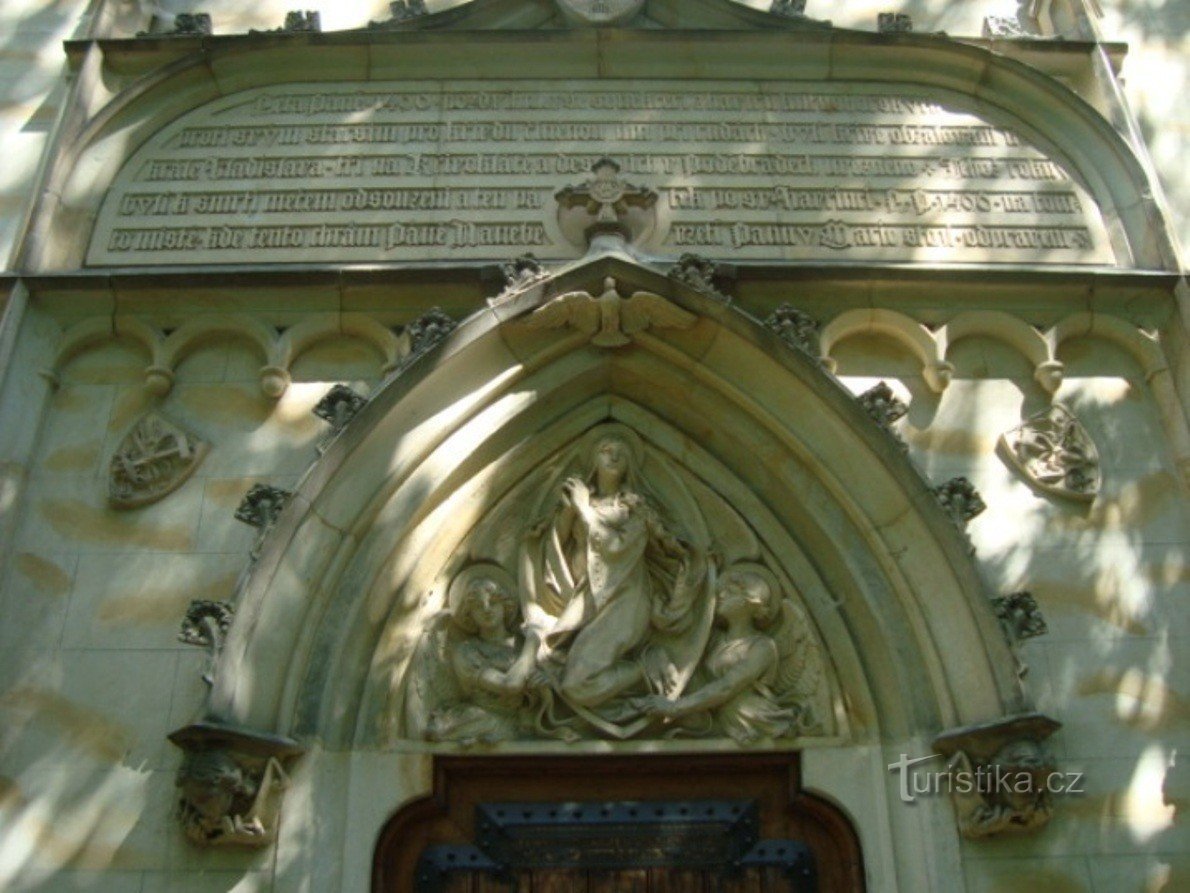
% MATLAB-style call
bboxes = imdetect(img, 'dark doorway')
[374,754,864,892]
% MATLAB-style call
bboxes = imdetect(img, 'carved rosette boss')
[168,722,304,847]
[999,404,1100,502]
[933,713,1062,838]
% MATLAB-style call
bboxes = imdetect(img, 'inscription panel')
[87,81,1114,265]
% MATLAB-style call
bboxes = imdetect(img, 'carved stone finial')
[168,723,304,848]
[526,278,696,348]
[497,253,548,299]
[933,713,1062,839]
[877,12,913,33]
[669,254,731,303]
[234,485,291,530]
[931,477,987,527]
[179,600,234,686]
[764,304,821,358]
[313,385,367,434]
[770,0,807,17]
[999,404,1100,502]
[858,382,908,440]
[108,412,209,509]
[137,13,213,37]
[555,158,658,249]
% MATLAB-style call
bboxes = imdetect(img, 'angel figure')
[638,563,823,744]
[403,564,539,744]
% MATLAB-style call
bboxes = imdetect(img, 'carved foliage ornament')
[235,484,291,530]
[137,13,212,37]
[770,0,807,17]
[168,723,303,848]
[526,278,696,347]
[933,713,1062,838]
[179,600,234,685]
[931,477,987,528]
[400,424,833,745]
[313,384,368,437]
[764,304,821,358]
[857,382,908,439]
[108,412,209,509]
[494,253,548,302]
[668,254,731,303]
[878,12,913,33]
[1000,404,1100,502]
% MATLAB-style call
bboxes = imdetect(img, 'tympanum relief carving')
[400,425,834,745]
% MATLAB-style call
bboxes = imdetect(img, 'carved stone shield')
[999,404,1100,502]
[556,0,646,25]
[108,411,208,508]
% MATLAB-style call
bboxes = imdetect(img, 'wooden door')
[440,865,797,891]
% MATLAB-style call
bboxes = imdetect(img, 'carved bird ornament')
[525,277,696,347]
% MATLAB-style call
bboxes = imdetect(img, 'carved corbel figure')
[168,723,304,847]
[526,277,696,347]
[999,404,1100,502]
[764,304,822,359]
[669,254,732,303]
[857,382,908,444]
[933,713,1062,838]
[108,412,209,509]
[931,477,987,528]
[179,600,234,685]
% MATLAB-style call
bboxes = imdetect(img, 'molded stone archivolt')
[398,424,836,745]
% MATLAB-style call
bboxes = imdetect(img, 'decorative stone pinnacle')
[764,304,821,358]
[234,485,292,529]
[669,254,731,303]
[931,477,987,527]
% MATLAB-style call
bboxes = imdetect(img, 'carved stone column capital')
[168,722,304,848]
[933,713,1062,838]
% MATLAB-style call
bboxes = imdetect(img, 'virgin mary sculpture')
[520,425,714,737]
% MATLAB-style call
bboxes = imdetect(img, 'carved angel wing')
[620,291,697,336]
[400,611,461,738]
[772,601,823,704]
[525,291,600,337]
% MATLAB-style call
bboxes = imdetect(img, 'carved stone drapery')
[179,600,234,685]
[668,254,731,303]
[399,424,833,745]
[764,304,821,358]
[933,713,1062,838]
[526,278,696,347]
[108,412,209,509]
[168,723,304,847]
[1000,404,1100,502]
